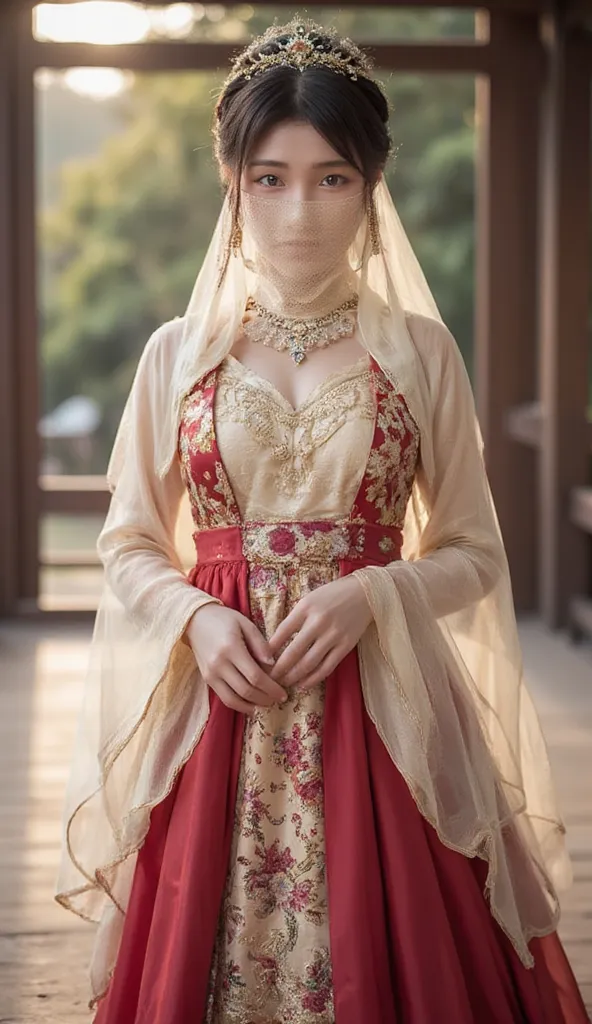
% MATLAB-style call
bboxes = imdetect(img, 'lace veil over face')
[55,19,571,1010]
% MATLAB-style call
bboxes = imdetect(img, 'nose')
[291,185,316,203]
[282,192,317,235]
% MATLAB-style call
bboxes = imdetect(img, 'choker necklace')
[243,295,358,365]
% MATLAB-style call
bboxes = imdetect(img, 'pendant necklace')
[242,295,358,365]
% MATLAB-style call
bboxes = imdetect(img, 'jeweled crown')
[224,20,374,87]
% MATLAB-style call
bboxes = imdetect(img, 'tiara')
[224,20,374,87]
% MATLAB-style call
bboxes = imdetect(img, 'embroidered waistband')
[193,521,403,567]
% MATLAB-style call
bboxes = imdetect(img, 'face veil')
[238,190,365,317]
[55,174,571,1009]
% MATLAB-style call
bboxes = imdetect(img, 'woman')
[56,20,589,1023]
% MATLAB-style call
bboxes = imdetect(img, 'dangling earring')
[366,188,381,257]
[230,220,243,255]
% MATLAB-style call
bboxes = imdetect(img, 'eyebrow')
[246,159,351,169]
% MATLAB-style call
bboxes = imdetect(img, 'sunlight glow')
[34,2,151,44]
[151,4,197,38]
[34,3,258,44]
[63,67,131,99]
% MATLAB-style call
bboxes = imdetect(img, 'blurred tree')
[41,72,224,468]
[40,9,475,472]
[184,5,474,43]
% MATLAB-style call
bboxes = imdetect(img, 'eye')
[256,174,283,188]
[321,174,349,188]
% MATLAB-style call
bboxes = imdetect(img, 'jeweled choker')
[242,295,359,365]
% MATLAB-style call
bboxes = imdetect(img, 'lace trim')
[216,357,375,496]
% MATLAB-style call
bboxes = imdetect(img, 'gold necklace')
[242,295,358,365]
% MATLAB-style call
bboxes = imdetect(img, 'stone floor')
[0,618,590,1021]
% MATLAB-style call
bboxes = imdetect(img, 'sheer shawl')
[55,179,572,1007]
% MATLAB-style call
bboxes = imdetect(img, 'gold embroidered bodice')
[214,354,376,521]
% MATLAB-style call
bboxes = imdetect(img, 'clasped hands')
[186,575,373,715]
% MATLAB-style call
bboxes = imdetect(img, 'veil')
[55,176,572,1008]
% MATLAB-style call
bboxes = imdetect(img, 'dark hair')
[213,28,391,231]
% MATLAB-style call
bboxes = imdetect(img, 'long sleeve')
[97,319,222,642]
[353,313,503,620]
[351,313,569,971]
[55,320,219,966]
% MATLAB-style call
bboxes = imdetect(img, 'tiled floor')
[0,618,590,1021]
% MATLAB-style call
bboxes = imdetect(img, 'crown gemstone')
[224,19,374,89]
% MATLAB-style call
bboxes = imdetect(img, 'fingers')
[210,678,258,716]
[232,647,288,705]
[291,648,343,693]
[268,605,306,657]
[271,615,333,680]
[281,638,332,687]
[240,617,276,668]
[198,632,285,709]
[220,663,276,707]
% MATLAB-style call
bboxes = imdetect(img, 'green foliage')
[40,15,476,472]
[181,5,475,43]
[41,73,224,466]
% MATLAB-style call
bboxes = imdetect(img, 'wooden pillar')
[0,7,19,616]
[538,16,590,628]
[0,6,40,617]
[475,12,542,612]
[13,8,40,613]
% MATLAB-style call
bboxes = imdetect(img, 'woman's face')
[240,120,365,201]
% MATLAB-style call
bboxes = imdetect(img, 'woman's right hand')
[185,603,288,715]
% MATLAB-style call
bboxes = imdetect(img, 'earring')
[230,221,243,256]
[366,189,381,257]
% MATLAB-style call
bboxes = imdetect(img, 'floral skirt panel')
[204,524,347,1023]
[92,523,588,1024]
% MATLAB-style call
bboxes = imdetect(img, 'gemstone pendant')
[289,337,306,364]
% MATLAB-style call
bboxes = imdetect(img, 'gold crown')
[224,20,374,87]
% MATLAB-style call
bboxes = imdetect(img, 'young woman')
[56,20,589,1024]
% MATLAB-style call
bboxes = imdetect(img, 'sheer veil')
[56,168,572,1007]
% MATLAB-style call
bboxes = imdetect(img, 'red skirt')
[94,557,589,1024]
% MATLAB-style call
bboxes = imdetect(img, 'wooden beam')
[20,0,549,10]
[0,9,18,616]
[39,476,110,516]
[475,12,542,612]
[538,18,591,627]
[41,551,102,568]
[13,10,40,612]
[32,40,493,74]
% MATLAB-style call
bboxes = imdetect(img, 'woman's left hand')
[267,575,373,692]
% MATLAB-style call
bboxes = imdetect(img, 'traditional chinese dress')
[92,350,587,1024]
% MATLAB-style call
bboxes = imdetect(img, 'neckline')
[223,353,372,415]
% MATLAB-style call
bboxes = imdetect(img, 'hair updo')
[213,21,391,227]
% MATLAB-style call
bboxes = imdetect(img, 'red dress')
[94,355,588,1023]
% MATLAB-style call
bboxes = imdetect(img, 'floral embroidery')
[302,949,333,1014]
[271,715,324,809]
[242,521,364,566]
[178,371,242,531]
[205,683,333,1023]
[179,357,419,1023]
[216,359,375,498]
[354,370,420,529]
